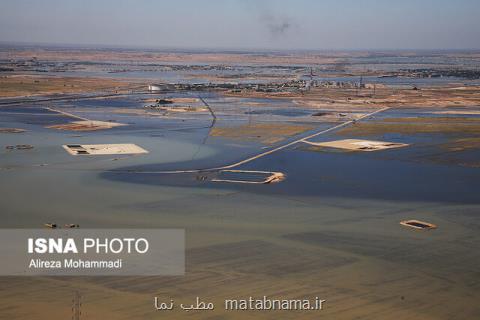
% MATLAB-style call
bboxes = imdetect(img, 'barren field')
[229,86,480,109]
[0,75,137,97]
[0,49,347,65]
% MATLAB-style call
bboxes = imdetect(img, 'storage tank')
[148,84,161,92]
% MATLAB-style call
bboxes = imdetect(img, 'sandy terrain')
[0,75,137,98]
[63,144,148,156]
[229,86,480,109]
[47,120,126,131]
[0,49,344,65]
[431,110,480,115]
[305,139,408,152]
[0,128,26,133]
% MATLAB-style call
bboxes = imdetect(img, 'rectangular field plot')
[48,120,126,131]
[63,143,148,156]
[306,139,409,152]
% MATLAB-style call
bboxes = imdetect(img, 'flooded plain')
[1,90,480,319]
[1,48,480,319]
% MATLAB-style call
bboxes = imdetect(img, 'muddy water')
[1,98,479,319]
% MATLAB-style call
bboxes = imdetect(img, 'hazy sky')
[1,0,479,50]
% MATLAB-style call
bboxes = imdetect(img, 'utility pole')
[72,291,81,320]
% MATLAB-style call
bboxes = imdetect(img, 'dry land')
[47,120,127,131]
[0,75,136,97]
[306,139,409,152]
[229,86,480,109]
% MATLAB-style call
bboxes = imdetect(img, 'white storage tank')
[148,84,161,92]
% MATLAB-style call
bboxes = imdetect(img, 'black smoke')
[241,0,298,39]
[261,13,294,38]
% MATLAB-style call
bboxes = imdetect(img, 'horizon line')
[1,40,479,53]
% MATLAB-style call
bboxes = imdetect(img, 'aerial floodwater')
[1,45,480,319]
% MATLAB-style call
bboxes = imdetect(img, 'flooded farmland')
[1,46,480,320]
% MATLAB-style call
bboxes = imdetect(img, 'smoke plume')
[242,0,298,39]
[261,13,294,38]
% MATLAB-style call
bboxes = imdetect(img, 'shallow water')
[1,96,480,319]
